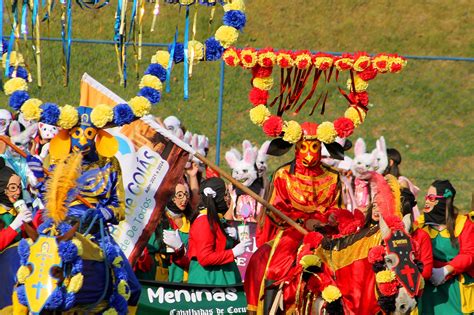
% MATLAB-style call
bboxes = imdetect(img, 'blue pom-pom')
[8,66,29,80]
[58,222,73,235]
[17,286,28,305]
[138,87,161,105]
[18,239,31,265]
[204,37,224,61]
[144,64,167,82]
[113,103,135,126]
[168,42,184,64]
[9,91,29,111]
[40,103,60,125]
[58,241,78,263]
[44,288,64,309]
[110,292,128,315]
[223,10,246,30]
[71,259,83,275]
[64,292,76,310]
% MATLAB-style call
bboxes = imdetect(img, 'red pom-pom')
[251,65,273,78]
[378,281,399,296]
[348,91,369,106]
[263,116,283,137]
[358,65,378,81]
[368,245,386,264]
[390,63,402,73]
[333,117,355,138]
[303,231,324,249]
[249,87,269,106]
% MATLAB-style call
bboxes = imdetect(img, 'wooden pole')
[195,153,308,235]
[0,135,93,208]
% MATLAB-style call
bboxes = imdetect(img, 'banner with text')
[138,280,247,315]
[109,119,189,265]
[227,221,258,280]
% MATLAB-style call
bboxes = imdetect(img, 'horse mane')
[45,153,82,224]
[369,172,402,219]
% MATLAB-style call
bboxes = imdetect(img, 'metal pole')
[215,59,225,165]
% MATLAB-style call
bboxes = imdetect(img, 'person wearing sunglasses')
[418,180,474,315]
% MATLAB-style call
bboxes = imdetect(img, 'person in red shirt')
[187,177,251,285]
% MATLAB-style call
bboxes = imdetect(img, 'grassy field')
[1,0,473,209]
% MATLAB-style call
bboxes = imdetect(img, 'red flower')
[303,231,324,249]
[368,245,386,264]
[333,117,355,138]
[251,65,273,78]
[262,116,283,137]
[358,65,378,81]
[249,87,269,106]
[390,63,402,73]
[348,91,369,106]
[378,281,399,296]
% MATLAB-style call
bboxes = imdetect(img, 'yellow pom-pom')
[4,77,28,95]
[322,285,342,303]
[129,96,151,117]
[252,77,274,91]
[346,75,369,92]
[16,265,31,284]
[2,52,25,68]
[282,121,302,144]
[103,308,118,315]
[139,74,163,91]
[118,279,131,300]
[152,50,170,68]
[67,273,84,293]
[249,105,270,126]
[21,98,43,121]
[90,104,113,128]
[344,107,366,127]
[299,255,322,269]
[71,238,83,256]
[376,270,396,283]
[353,56,371,72]
[58,105,79,129]
[316,122,338,144]
[188,40,204,64]
[215,26,239,49]
[223,0,245,12]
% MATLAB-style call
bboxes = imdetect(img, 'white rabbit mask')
[256,140,270,177]
[351,138,375,179]
[8,120,37,156]
[371,136,388,174]
[0,109,12,135]
[225,140,258,187]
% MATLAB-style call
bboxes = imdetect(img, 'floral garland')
[4,54,166,129]
[152,0,246,67]
[223,47,407,144]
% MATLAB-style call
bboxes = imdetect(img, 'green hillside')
[1,1,473,208]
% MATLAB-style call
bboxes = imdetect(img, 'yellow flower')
[67,273,84,293]
[2,51,25,68]
[139,74,163,91]
[373,55,390,73]
[103,308,118,315]
[294,53,312,70]
[276,52,294,68]
[249,105,270,126]
[258,51,276,67]
[152,50,170,68]
[129,96,151,117]
[223,48,241,66]
[344,107,366,127]
[215,26,239,49]
[346,75,369,92]
[353,56,371,72]
[282,120,302,144]
[188,40,204,64]
[90,104,113,128]
[299,255,322,269]
[314,57,333,70]
[253,76,274,91]
[16,265,31,284]
[376,270,396,283]
[317,122,338,144]
[4,77,28,95]
[21,98,43,121]
[58,105,79,129]
[223,0,245,12]
[72,238,83,256]
[118,279,131,300]
[240,48,258,68]
[322,285,342,303]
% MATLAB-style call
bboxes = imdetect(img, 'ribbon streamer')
[188,6,198,78]
[150,1,159,32]
[183,5,190,100]
[166,25,179,93]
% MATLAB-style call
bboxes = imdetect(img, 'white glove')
[232,239,252,257]
[9,209,33,231]
[163,229,183,250]
[225,227,238,240]
[430,267,449,286]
